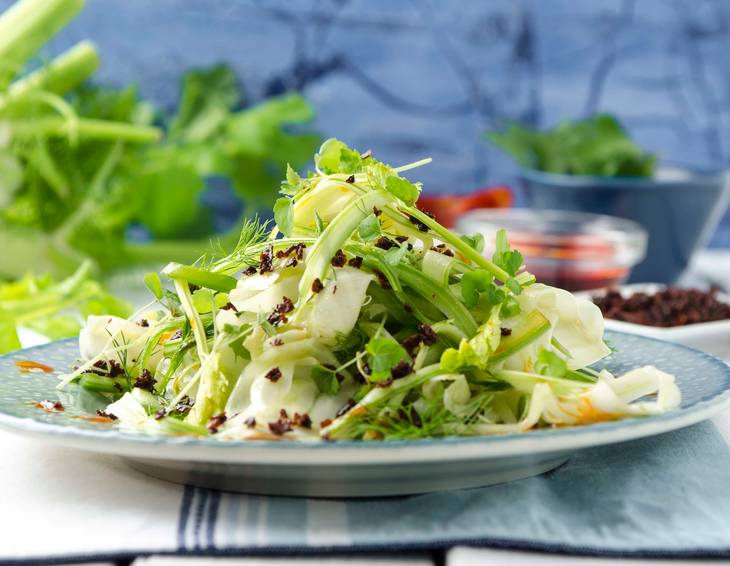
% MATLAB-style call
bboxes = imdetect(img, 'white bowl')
[583,284,730,362]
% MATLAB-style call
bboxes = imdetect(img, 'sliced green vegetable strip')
[395,263,477,336]
[162,262,237,293]
[297,190,390,305]
[490,310,551,363]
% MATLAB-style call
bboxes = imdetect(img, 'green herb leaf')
[492,229,523,278]
[280,164,302,195]
[143,272,164,300]
[460,232,485,253]
[461,270,493,308]
[535,348,567,378]
[315,138,349,174]
[358,213,381,241]
[311,365,341,395]
[487,114,656,177]
[273,197,294,237]
[365,337,409,382]
[385,175,419,205]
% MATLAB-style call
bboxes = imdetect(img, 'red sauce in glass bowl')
[456,209,647,292]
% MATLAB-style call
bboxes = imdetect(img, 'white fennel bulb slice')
[79,315,158,367]
[229,272,300,315]
[518,283,610,369]
[309,267,374,342]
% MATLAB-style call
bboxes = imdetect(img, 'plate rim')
[0,331,729,465]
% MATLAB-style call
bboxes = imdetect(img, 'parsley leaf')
[311,365,341,395]
[487,114,656,177]
[365,337,409,382]
[273,197,294,237]
[385,175,420,205]
[358,213,381,241]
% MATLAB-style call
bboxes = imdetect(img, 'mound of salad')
[59,139,681,441]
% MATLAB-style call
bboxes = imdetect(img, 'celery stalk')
[0,0,85,87]
[296,190,390,305]
[5,40,99,101]
[490,310,551,363]
[8,117,161,143]
[162,262,237,293]
[396,263,478,336]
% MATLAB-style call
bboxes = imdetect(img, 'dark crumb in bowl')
[593,287,730,327]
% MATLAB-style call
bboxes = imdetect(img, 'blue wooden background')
[15,0,730,245]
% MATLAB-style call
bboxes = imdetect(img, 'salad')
[59,139,681,441]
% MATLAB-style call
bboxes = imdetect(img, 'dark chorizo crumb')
[265,367,282,382]
[390,360,413,379]
[207,413,227,434]
[501,327,512,336]
[345,174,355,184]
[243,265,258,276]
[89,359,125,378]
[410,407,422,428]
[395,235,408,243]
[312,278,324,293]
[276,243,306,260]
[374,270,391,289]
[134,369,156,392]
[259,244,274,274]
[285,257,298,268]
[268,418,292,435]
[403,303,413,313]
[401,334,422,357]
[272,338,284,346]
[319,418,333,428]
[169,396,194,417]
[136,319,149,327]
[244,416,256,428]
[331,249,347,267]
[372,206,382,217]
[221,302,238,312]
[407,214,429,232]
[97,409,118,421]
[431,244,454,257]
[374,236,396,250]
[377,377,393,388]
[268,317,289,333]
[280,408,289,419]
[268,296,294,326]
[348,256,363,269]
[292,412,312,429]
[335,399,356,418]
[593,287,730,327]
[418,323,438,345]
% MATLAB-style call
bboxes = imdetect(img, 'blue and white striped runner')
[1,410,730,564]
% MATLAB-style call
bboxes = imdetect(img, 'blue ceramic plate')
[0,331,728,497]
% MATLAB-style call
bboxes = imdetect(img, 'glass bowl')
[456,209,647,291]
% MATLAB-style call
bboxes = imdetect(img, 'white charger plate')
[0,331,728,497]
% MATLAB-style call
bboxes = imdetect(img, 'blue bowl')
[520,167,730,283]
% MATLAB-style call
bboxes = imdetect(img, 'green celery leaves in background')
[487,114,656,177]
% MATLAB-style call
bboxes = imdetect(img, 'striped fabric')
[3,408,729,565]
